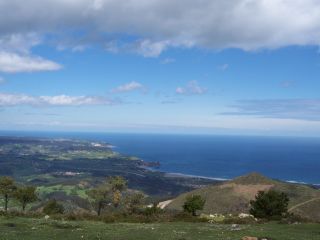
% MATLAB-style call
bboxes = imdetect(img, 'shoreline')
[164,172,229,181]
[2,134,319,187]
[163,171,320,187]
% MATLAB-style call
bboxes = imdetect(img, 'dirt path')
[289,197,320,212]
[157,200,173,209]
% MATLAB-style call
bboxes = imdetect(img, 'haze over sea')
[1,131,320,185]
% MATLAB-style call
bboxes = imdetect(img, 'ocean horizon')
[1,130,320,185]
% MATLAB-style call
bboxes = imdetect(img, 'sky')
[1,0,320,136]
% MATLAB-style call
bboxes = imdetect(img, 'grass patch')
[37,185,89,199]
[0,216,320,240]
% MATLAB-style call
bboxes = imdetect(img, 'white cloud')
[0,33,41,54]
[1,0,320,56]
[111,81,145,93]
[0,93,118,107]
[176,81,207,95]
[134,39,172,58]
[222,98,320,121]
[0,52,62,73]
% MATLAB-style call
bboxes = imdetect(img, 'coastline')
[1,133,319,187]
[164,172,229,181]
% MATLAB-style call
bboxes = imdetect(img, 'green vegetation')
[250,190,289,219]
[0,217,320,240]
[0,136,215,199]
[183,195,206,216]
[43,199,64,215]
[0,177,17,212]
[44,150,119,161]
[88,176,136,216]
[14,186,37,211]
[37,185,89,199]
[125,192,145,214]
[109,176,127,207]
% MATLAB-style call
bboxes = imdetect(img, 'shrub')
[250,190,289,220]
[143,204,163,216]
[43,199,64,215]
[183,195,205,216]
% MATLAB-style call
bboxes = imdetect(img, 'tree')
[89,176,128,215]
[43,199,64,215]
[250,190,289,219]
[88,182,112,216]
[125,192,145,214]
[183,195,205,216]
[108,176,127,208]
[0,176,17,212]
[15,186,38,211]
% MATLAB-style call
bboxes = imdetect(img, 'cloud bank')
[1,0,320,59]
[0,93,118,107]
[0,52,62,73]
[223,99,320,121]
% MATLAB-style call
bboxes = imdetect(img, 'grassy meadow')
[0,216,320,240]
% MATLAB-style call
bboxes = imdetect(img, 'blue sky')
[1,0,320,136]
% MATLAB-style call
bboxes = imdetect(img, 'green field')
[37,184,89,199]
[0,217,320,240]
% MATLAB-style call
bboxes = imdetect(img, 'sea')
[1,131,320,185]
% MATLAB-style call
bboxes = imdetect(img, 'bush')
[183,195,205,216]
[43,199,64,215]
[250,190,289,220]
[143,204,163,216]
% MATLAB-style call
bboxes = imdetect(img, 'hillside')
[167,173,320,221]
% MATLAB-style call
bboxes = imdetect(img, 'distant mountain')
[167,172,320,221]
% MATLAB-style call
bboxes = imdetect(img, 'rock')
[44,215,50,220]
[239,213,253,218]
[231,224,241,231]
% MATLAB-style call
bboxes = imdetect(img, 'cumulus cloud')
[133,40,173,57]
[222,99,320,121]
[0,52,62,73]
[1,0,320,57]
[0,33,62,73]
[0,93,118,107]
[176,81,207,95]
[111,81,145,93]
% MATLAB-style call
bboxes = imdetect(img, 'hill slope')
[167,173,320,220]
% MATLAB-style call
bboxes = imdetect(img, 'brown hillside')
[167,173,320,221]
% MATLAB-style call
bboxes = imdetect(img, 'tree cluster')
[0,176,37,212]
